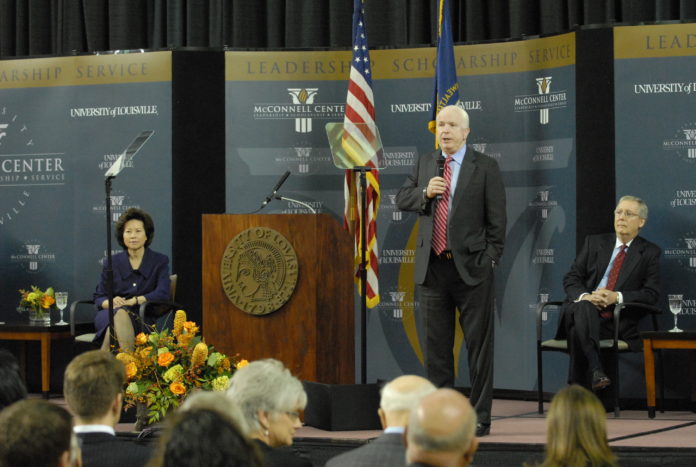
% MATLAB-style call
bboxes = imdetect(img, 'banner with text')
[225,34,576,391]
[615,24,696,396]
[0,52,172,323]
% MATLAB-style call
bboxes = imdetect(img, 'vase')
[28,307,51,325]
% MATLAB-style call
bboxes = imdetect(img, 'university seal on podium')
[220,227,299,315]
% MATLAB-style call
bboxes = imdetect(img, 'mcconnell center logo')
[10,240,57,273]
[664,234,696,274]
[528,189,558,221]
[513,76,568,125]
[662,123,696,163]
[383,193,409,224]
[91,190,140,222]
[1,106,67,225]
[252,88,345,134]
[379,287,416,321]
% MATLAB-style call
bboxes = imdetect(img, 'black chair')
[69,274,180,346]
[536,300,662,417]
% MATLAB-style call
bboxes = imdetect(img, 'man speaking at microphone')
[396,105,506,437]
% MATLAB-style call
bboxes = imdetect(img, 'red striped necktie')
[432,155,453,255]
[601,244,626,319]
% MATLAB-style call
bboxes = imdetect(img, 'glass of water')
[55,291,68,326]
[668,294,683,333]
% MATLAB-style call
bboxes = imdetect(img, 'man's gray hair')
[226,359,307,432]
[437,104,470,128]
[380,378,436,412]
[618,195,648,219]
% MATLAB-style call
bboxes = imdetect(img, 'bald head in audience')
[405,388,478,467]
[379,375,436,429]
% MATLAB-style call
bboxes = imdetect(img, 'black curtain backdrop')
[1,0,696,58]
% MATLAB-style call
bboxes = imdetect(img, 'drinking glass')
[55,291,68,326]
[668,294,683,333]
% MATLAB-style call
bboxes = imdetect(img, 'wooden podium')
[202,214,354,384]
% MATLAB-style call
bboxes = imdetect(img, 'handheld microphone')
[262,170,291,206]
[435,158,445,201]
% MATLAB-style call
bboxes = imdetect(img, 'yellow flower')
[135,333,148,346]
[115,352,135,366]
[163,364,184,383]
[157,352,175,367]
[170,382,186,395]
[40,295,55,308]
[212,376,229,391]
[173,310,187,336]
[124,362,138,380]
[190,342,208,368]
[236,359,249,369]
[220,358,231,371]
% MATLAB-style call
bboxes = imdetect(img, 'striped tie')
[432,155,453,255]
[601,244,627,319]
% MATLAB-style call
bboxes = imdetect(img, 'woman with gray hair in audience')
[226,358,311,467]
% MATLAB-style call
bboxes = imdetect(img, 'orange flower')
[170,382,186,395]
[135,333,148,345]
[236,359,249,369]
[40,295,55,309]
[125,362,138,380]
[183,321,198,334]
[157,352,175,367]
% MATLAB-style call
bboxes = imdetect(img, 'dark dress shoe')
[592,369,611,390]
[476,423,490,437]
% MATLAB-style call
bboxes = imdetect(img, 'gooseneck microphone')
[435,157,445,201]
[262,170,291,206]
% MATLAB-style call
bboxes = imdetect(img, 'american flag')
[343,0,380,308]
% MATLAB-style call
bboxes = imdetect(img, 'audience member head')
[0,349,27,410]
[64,350,125,426]
[378,374,436,429]
[115,207,155,248]
[541,384,618,467]
[406,388,478,467]
[147,407,263,467]
[0,399,80,467]
[180,390,249,434]
[226,358,307,447]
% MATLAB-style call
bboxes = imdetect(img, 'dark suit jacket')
[325,432,406,467]
[556,233,661,350]
[93,248,171,337]
[253,439,312,467]
[396,146,506,286]
[77,432,152,467]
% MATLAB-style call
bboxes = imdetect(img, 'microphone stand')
[273,195,317,214]
[104,176,118,353]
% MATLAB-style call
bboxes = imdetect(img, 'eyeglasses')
[614,210,639,219]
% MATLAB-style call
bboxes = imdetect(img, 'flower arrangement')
[18,286,55,317]
[115,309,247,426]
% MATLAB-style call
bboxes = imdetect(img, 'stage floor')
[294,398,696,448]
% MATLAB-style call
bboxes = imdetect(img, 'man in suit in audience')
[0,399,81,467]
[405,388,479,467]
[64,350,152,467]
[556,195,660,391]
[326,375,436,467]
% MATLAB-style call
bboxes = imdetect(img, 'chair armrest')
[535,301,564,343]
[69,300,95,336]
[138,301,184,333]
[613,302,662,341]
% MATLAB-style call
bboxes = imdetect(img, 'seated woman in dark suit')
[226,359,311,467]
[93,208,170,351]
